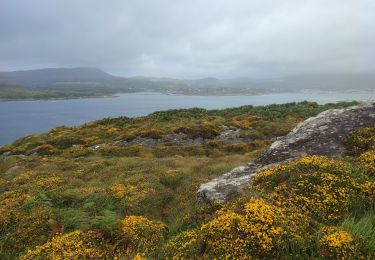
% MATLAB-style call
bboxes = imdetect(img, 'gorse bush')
[21,231,110,260]
[252,156,370,223]
[199,198,307,258]
[358,150,375,177]
[345,127,375,155]
[120,216,167,256]
[163,229,201,258]
[318,226,356,259]
[163,154,373,258]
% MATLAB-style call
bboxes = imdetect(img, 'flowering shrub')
[230,115,261,129]
[110,183,155,213]
[358,150,375,177]
[319,226,356,259]
[120,216,167,255]
[163,229,201,258]
[361,181,375,208]
[199,198,310,258]
[21,231,108,260]
[344,127,375,155]
[97,144,143,157]
[62,145,92,157]
[111,183,127,199]
[253,156,365,222]
[0,207,54,255]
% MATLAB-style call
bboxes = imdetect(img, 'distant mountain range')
[0,67,374,100]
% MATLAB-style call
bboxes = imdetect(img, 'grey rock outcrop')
[3,165,28,178]
[197,101,375,203]
[1,151,11,157]
[91,127,251,150]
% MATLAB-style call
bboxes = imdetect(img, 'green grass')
[0,84,115,100]
[341,212,375,255]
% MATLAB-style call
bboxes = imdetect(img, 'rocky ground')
[196,101,375,203]
[91,126,250,150]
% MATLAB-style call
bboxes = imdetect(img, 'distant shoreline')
[1,89,373,102]
[0,91,269,102]
[0,94,118,102]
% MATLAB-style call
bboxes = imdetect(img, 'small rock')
[1,151,11,157]
[4,166,28,178]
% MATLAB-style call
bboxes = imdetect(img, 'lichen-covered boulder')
[197,101,375,203]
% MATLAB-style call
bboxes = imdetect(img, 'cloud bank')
[0,0,373,78]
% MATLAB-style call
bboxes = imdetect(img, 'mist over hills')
[0,68,115,87]
[0,67,374,100]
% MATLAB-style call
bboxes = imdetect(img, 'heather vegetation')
[0,101,356,157]
[1,101,374,259]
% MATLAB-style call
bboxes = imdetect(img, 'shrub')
[63,146,92,157]
[21,231,109,259]
[120,216,167,255]
[47,134,84,149]
[345,127,375,155]
[225,143,249,153]
[111,183,127,199]
[0,144,14,155]
[138,129,164,139]
[200,198,310,258]
[159,170,183,187]
[358,150,375,177]
[319,226,356,259]
[361,182,375,208]
[0,207,54,257]
[97,145,142,157]
[252,156,365,222]
[163,229,201,258]
[175,124,219,139]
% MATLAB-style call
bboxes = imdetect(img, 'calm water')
[0,91,374,146]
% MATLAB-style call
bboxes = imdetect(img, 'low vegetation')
[1,101,373,259]
[0,101,356,157]
[0,84,114,100]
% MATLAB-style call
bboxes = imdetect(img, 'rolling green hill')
[0,84,116,100]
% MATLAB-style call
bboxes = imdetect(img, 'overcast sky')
[0,0,373,78]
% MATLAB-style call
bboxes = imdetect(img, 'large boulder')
[197,101,375,203]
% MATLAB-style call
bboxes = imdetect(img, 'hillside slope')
[0,101,374,259]
[0,68,114,87]
[197,101,375,203]
[1,68,374,100]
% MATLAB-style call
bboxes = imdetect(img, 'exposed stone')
[3,165,27,178]
[216,126,251,145]
[256,101,375,164]
[1,151,11,157]
[91,127,250,150]
[161,133,204,147]
[196,101,375,203]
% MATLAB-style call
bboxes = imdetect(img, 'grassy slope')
[0,82,269,100]
[1,101,371,259]
[0,84,114,100]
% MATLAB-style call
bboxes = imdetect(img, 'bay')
[0,91,374,146]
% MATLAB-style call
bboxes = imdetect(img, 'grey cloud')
[0,0,373,78]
